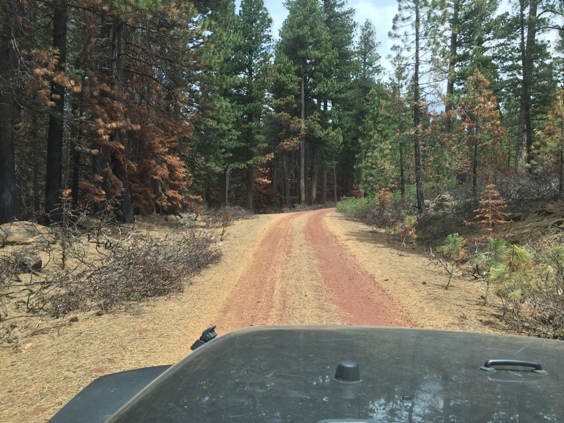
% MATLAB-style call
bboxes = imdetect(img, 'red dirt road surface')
[216,208,409,331]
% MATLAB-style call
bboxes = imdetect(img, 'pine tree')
[234,0,273,209]
[388,46,413,199]
[320,0,356,200]
[540,90,564,196]
[279,0,332,204]
[266,49,301,207]
[391,0,446,212]
[356,86,396,196]
[0,0,22,223]
[355,20,380,98]
[456,69,505,200]
[348,19,381,197]
[193,0,242,206]
[473,182,510,239]
[442,0,500,134]
[494,0,557,172]
[65,0,202,216]
[44,0,68,223]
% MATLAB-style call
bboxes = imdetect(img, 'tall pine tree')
[279,0,331,204]
[234,0,273,209]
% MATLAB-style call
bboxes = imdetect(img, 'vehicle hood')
[52,326,564,422]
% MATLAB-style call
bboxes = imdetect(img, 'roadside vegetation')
[0,204,259,347]
[338,181,564,340]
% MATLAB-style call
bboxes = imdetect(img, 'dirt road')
[216,209,408,331]
[1,208,501,423]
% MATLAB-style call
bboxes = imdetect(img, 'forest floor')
[0,208,521,422]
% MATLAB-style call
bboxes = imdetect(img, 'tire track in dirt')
[216,208,409,331]
[216,212,295,329]
[215,211,344,332]
[305,208,410,327]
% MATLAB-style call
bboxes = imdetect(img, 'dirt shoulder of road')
[325,210,508,333]
[0,210,507,423]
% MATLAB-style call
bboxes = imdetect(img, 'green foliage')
[475,241,564,339]
[477,237,510,272]
[441,0,500,93]
[489,244,534,323]
[356,86,397,196]
[404,215,417,229]
[536,90,564,195]
[493,0,558,171]
[105,0,163,12]
[279,0,331,76]
[436,233,466,289]
[4,0,564,223]
[472,237,510,304]
[336,196,377,219]
[437,233,465,259]
[529,243,564,338]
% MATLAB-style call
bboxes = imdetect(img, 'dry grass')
[0,213,270,423]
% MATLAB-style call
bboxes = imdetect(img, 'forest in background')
[1,0,564,225]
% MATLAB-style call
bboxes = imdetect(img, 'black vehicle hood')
[52,326,564,422]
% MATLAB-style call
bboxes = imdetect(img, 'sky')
[262,0,398,68]
[235,0,516,75]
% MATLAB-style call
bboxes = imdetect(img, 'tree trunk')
[322,168,327,205]
[472,127,479,201]
[271,155,278,206]
[89,13,111,210]
[111,17,134,222]
[516,0,537,172]
[71,142,80,209]
[311,144,318,204]
[111,151,134,220]
[333,160,337,202]
[70,69,86,210]
[221,167,230,206]
[0,2,19,224]
[523,0,537,167]
[444,0,459,135]
[282,152,290,208]
[414,1,425,213]
[558,141,564,197]
[358,150,365,198]
[399,136,405,200]
[300,74,306,204]
[45,0,67,224]
[32,113,40,214]
[515,109,527,173]
[246,164,253,210]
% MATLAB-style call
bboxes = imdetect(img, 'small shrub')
[435,233,467,289]
[377,188,393,211]
[522,243,564,339]
[397,215,418,247]
[489,244,534,326]
[471,183,510,240]
[202,205,252,228]
[416,199,475,245]
[473,237,510,304]
[336,196,378,220]
[341,190,408,226]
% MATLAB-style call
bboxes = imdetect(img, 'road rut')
[215,208,409,331]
